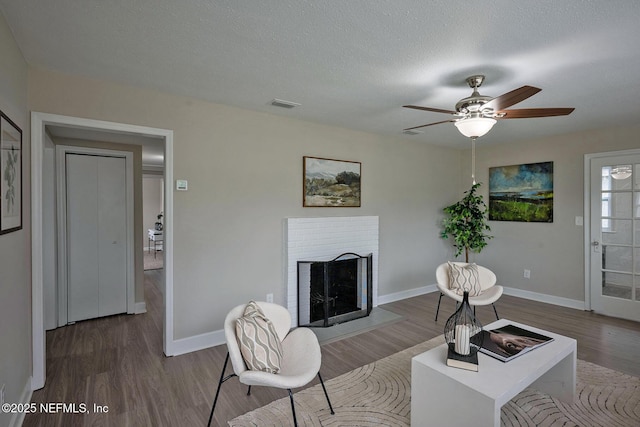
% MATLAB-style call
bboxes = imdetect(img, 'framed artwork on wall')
[1,111,23,235]
[303,156,361,207]
[489,161,553,222]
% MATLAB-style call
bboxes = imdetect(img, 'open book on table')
[479,324,554,362]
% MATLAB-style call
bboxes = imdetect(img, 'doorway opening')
[584,148,640,323]
[31,112,175,390]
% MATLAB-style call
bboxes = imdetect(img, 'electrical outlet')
[266,293,274,303]
[524,269,531,279]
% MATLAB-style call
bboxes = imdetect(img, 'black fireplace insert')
[297,252,373,327]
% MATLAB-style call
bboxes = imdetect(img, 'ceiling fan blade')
[496,108,575,119]
[404,119,456,131]
[403,105,457,115]
[483,86,541,111]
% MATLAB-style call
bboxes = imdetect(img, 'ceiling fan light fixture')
[454,116,497,138]
[611,165,632,180]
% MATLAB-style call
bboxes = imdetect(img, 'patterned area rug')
[229,336,640,426]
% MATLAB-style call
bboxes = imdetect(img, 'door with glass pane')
[589,153,640,322]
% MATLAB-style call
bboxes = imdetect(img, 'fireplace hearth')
[297,252,373,327]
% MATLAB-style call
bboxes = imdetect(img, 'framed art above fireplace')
[303,156,361,207]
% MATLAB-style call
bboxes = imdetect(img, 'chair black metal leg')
[208,352,236,427]
[246,386,251,396]
[492,303,499,320]
[288,389,298,427]
[318,372,335,415]
[435,293,443,321]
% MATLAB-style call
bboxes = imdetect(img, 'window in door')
[600,164,634,300]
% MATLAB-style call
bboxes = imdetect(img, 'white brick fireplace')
[285,216,379,326]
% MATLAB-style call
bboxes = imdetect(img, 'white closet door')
[67,154,127,322]
[67,154,99,322]
[97,156,127,317]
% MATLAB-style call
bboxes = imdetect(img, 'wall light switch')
[575,216,583,226]
[176,179,188,191]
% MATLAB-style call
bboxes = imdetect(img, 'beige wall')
[17,56,640,371]
[28,67,460,340]
[7,26,639,388]
[0,12,30,427]
[465,126,640,301]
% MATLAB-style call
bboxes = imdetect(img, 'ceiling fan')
[403,75,575,138]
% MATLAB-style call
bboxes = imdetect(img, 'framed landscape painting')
[1,111,22,235]
[303,156,361,207]
[489,161,553,222]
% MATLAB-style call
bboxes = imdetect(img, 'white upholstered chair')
[434,262,503,321]
[207,301,334,426]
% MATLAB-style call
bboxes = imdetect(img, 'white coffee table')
[411,319,576,427]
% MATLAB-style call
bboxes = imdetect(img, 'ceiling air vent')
[402,129,424,135]
[270,98,301,109]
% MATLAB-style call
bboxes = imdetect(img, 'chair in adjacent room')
[207,301,334,427]
[434,262,503,321]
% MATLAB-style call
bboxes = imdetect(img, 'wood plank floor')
[24,271,640,426]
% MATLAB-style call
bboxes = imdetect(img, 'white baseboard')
[502,287,585,310]
[377,284,437,305]
[170,329,226,356]
[10,376,33,427]
[169,285,437,355]
[134,302,147,314]
[376,283,585,311]
[167,284,584,357]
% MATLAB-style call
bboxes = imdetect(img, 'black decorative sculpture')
[444,291,484,371]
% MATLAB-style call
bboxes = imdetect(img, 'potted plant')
[441,182,492,262]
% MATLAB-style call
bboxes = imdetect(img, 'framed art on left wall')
[1,110,22,235]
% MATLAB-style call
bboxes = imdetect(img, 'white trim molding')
[502,287,585,311]
[9,376,33,427]
[377,284,436,305]
[171,330,226,356]
[375,283,585,312]
[134,302,147,314]
[168,284,586,356]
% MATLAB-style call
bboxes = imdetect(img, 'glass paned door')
[590,154,640,321]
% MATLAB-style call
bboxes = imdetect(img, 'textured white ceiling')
[2,0,640,148]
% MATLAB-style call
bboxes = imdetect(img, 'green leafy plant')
[441,182,492,262]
